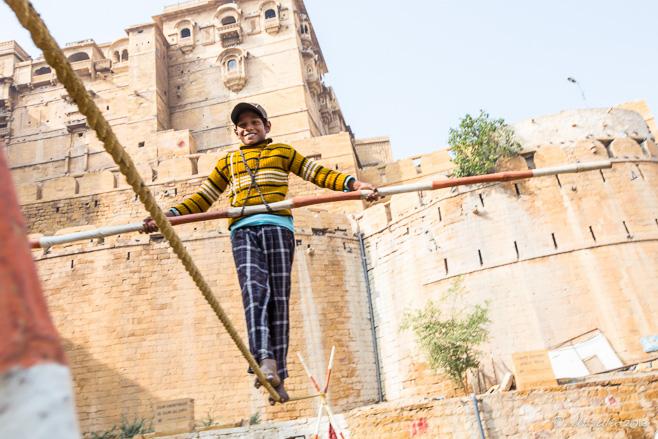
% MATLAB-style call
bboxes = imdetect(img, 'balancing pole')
[28,161,612,250]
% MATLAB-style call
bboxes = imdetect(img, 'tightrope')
[4,0,282,403]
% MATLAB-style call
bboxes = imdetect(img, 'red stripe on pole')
[431,170,535,189]
[0,143,67,374]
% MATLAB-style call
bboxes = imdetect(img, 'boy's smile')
[234,111,271,146]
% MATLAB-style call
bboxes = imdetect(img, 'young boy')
[143,103,377,403]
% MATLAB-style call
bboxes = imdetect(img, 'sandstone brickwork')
[357,157,658,402]
[4,0,658,437]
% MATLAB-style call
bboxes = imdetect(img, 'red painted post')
[0,142,80,438]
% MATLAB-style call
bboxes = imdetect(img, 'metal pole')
[471,393,486,439]
[359,233,384,403]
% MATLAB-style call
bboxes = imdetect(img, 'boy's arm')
[287,147,378,200]
[142,157,229,233]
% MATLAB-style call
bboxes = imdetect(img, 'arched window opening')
[34,66,51,75]
[121,49,129,62]
[264,9,276,19]
[227,59,238,72]
[68,52,90,62]
[180,28,191,38]
[221,16,236,26]
[113,51,120,62]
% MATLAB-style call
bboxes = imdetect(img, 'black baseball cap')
[231,103,268,125]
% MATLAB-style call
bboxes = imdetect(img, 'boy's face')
[234,110,271,146]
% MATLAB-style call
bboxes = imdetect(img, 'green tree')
[400,278,490,392]
[448,110,521,177]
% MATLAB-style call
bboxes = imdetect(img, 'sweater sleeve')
[287,146,352,192]
[171,156,230,215]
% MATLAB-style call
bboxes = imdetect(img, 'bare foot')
[269,381,289,405]
[255,359,280,389]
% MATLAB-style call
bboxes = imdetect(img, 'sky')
[1,0,656,160]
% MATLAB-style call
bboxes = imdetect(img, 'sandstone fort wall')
[357,137,657,401]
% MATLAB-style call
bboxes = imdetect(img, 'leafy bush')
[448,110,521,177]
[400,277,490,391]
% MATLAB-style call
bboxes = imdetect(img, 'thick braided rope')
[5,0,280,403]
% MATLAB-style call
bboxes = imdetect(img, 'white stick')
[531,160,611,177]
[36,222,144,249]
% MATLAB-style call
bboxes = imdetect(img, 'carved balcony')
[70,59,93,76]
[94,59,112,72]
[65,117,88,132]
[218,23,242,48]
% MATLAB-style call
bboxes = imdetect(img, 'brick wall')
[344,374,658,439]
[34,209,378,432]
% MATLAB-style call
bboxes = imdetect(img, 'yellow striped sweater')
[171,140,353,227]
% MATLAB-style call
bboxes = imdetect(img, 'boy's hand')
[141,210,175,234]
[349,180,380,202]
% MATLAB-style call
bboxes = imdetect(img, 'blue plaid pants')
[231,225,295,379]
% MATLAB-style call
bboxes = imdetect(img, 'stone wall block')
[384,160,417,185]
[157,157,195,181]
[197,153,223,177]
[389,192,422,220]
[15,182,40,204]
[642,139,658,157]
[357,167,383,187]
[156,129,197,158]
[360,203,390,236]
[608,136,644,159]
[568,139,608,162]
[420,150,454,174]
[41,176,78,201]
[494,155,528,172]
[118,164,153,188]
[78,170,116,195]
[533,145,568,168]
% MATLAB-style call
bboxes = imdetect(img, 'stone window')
[68,52,90,62]
[215,4,243,47]
[107,37,129,67]
[217,47,247,93]
[173,19,196,53]
[259,1,280,35]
